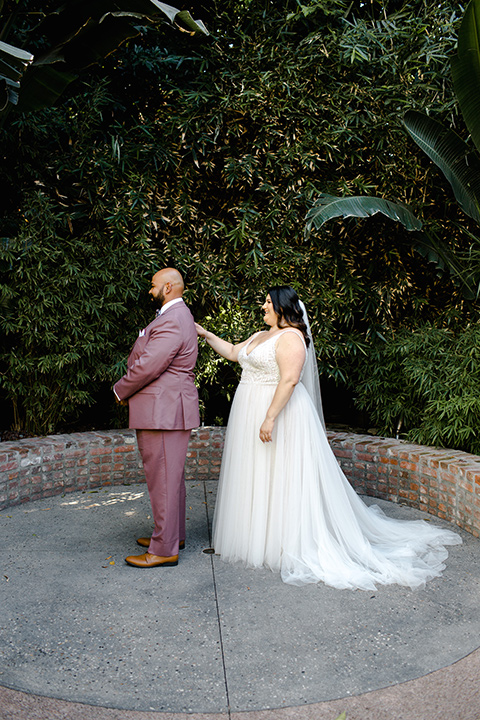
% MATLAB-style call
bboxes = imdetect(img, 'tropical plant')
[305,0,480,299]
[0,0,472,436]
[0,0,208,120]
[0,39,33,110]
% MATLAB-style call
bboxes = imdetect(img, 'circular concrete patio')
[0,480,478,719]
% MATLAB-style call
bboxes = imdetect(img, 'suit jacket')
[113,300,200,430]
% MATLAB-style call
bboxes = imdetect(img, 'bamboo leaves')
[403,110,480,224]
[354,325,480,454]
[0,0,209,116]
[306,0,480,298]
[0,0,475,442]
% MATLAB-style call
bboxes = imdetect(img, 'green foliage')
[0,0,209,118]
[0,83,156,434]
[451,0,480,155]
[195,303,250,424]
[305,194,423,234]
[1,0,478,442]
[305,0,480,297]
[353,323,480,454]
[299,0,480,455]
[403,109,480,225]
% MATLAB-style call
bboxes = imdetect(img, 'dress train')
[212,331,462,590]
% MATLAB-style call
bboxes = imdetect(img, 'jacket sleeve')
[113,316,182,400]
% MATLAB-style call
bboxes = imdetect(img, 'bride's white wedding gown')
[212,330,462,590]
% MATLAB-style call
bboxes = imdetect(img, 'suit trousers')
[136,428,191,557]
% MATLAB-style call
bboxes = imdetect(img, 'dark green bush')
[1,0,479,448]
[0,192,153,435]
[353,323,480,454]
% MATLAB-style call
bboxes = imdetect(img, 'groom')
[114,268,200,568]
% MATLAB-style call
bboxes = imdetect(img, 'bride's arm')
[195,322,253,362]
[259,332,305,443]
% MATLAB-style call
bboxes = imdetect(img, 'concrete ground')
[0,480,479,720]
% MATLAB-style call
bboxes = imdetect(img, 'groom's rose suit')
[114,300,199,557]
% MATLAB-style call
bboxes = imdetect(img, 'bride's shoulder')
[275,328,306,353]
[278,327,305,342]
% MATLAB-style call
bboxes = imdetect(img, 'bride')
[195,286,461,590]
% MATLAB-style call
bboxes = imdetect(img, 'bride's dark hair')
[267,286,310,348]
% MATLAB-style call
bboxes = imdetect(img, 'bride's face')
[262,295,279,328]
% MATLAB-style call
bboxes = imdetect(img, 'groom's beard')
[151,290,165,309]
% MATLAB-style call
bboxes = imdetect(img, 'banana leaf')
[305,193,422,235]
[0,39,33,107]
[2,0,209,115]
[451,0,480,156]
[305,195,478,298]
[404,110,480,225]
[16,66,79,113]
[36,1,209,46]
[0,40,33,81]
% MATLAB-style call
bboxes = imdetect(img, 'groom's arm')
[114,317,182,401]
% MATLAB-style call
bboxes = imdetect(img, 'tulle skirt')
[212,380,462,590]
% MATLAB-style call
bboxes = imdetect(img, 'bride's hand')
[195,322,207,338]
[259,417,274,443]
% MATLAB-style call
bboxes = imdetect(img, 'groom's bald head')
[157,268,184,294]
[149,267,184,307]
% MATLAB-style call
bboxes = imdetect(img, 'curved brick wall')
[1,428,479,537]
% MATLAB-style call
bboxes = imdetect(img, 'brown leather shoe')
[125,552,179,568]
[136,537,185,550]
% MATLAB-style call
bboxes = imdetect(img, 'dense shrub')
[353,323,480,454]
[1,0,478,447]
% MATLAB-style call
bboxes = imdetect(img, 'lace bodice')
[238,330,305,385]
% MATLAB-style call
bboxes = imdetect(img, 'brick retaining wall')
[1,428,479,537]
